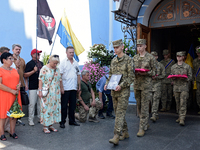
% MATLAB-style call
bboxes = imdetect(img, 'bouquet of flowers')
[88,44,115,67]
[7,95,25,118]
[82,61,107,91]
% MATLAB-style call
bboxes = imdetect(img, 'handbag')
[20,89,29,105]
[37,69,56,97]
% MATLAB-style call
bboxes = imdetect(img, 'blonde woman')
[38,55,64,133]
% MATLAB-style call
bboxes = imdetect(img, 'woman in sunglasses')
[38,55,64,134]
[0,52,21,141]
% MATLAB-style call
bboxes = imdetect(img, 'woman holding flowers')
[38,55,64,134]
[0,52,21,141]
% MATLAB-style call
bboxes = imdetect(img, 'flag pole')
[49,32,58,56]
[36,2,38,67]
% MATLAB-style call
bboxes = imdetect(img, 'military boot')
[176,118,180,123]
[137,129,145,137]
[119,131,129,141]
[179,119,185,126]
[109,134,119,145]
[88,116,99,123]
[150,116,156,122]
[160,108,166,112]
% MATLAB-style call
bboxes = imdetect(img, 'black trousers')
[60,90,77,124]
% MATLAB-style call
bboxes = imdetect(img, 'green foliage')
[88,44,115,67]
[123,38,136,57]
[42,52,50,65]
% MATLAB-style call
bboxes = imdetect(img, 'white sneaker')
[29,121,35,126]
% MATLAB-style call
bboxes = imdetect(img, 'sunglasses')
[7,57,14,61]
[53,55,59,58]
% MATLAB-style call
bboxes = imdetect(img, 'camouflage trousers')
[135,89,152,130]
[187,81,193,109]
[77,99,102,123]
[112,96,129,135]
[174,91,188,120]
[196,82,200,108]
[151,89,161,117]
[161,83,173,109]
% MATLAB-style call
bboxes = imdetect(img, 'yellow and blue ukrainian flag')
[57,10,85,62]
[185,44,195,68]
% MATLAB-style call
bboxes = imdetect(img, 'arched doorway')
[148,0,200,112]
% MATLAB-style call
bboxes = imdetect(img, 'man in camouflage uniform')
[104,39,134,145]
[171,52,192,126]
[75,70,102,123]
[193,46,200,114]
[183,51,193,109]
[133,39,156,137]
[150,51,165,122]
[160,49,175,111]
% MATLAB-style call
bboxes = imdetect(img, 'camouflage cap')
[112,39,123,47]
[151,51,158,56]
[196,45,200,53]
[137,39,146,45]
[176,51,185,56]
[180,51,186,56]
[163,49,169,55]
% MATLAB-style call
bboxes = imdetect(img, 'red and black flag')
[37,0,56,45]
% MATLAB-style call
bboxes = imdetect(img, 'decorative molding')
[177,6,180,14]
[180,0,200,20]
[153,0,176,24]
[149,0,200,28]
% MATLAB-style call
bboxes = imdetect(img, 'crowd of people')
[0,39,200,147]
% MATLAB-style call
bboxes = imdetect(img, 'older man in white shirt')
[59,46,81,128]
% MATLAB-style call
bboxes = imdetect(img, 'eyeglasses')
[7,57,14,61]
[53,55,59,58]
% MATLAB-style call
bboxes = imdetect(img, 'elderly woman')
[38,55,64,133]
[0,53,21,141]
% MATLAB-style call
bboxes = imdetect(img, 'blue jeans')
[98,93,113,115]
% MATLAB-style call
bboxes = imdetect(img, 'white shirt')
[59,57,81,91]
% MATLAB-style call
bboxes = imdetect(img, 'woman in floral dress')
[38,55,64,133]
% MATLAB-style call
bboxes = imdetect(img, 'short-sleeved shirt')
[80,80,92,104]
[96,74,111,94]
[25,59,43,90]
[59,57,81,91]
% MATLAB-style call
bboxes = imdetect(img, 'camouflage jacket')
[106,54,134,97]
[171,62,192,92]
[193,58,200,82]
[152,61,165,91]
[133,52,156,91]
[160,58,175,84]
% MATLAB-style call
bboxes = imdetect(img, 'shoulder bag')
[37,69,56,97]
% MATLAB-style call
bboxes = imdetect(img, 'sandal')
[49,126,58,132]
[43,127,51,134]
[10,133,18,139]
[0,134,7,141]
